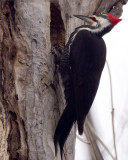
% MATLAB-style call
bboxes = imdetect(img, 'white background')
[75,4,128,160]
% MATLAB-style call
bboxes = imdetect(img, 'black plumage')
[70,30,106,134]
[53,13,122,159]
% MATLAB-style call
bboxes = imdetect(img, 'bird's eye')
[90,17,97,22]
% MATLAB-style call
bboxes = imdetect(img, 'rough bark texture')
[0,0,127,160]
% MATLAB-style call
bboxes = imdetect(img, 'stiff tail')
[54,46,75,158]
[54,101,76,158]
[54,63,75,157]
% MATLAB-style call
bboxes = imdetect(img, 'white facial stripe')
[78,18,111,33]
[66,17,111,55]
[72,18,111,41]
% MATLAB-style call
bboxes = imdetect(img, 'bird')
[53,13,122,159]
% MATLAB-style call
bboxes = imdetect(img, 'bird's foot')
[51,44,63,65]
[53,44,63,55]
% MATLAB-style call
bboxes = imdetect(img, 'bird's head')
[74,13,122,35]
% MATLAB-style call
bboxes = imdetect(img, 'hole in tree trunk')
[50,2,65,48]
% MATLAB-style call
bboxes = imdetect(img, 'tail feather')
[54,102,76,157]
[78,119,84,135]
[54,49,75,158]
[59,115,75,159]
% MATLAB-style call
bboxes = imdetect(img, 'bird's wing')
[70,30,106,134]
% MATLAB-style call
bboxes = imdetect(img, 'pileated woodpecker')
[53,13,122,158]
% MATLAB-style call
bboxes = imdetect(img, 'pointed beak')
[74,15,93,24]
[74,15,89,21]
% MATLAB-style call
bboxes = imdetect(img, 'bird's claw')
[51,44,63,65]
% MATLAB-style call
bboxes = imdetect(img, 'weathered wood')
[0,0,127,159]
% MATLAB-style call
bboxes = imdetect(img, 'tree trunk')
[0,0,127,160]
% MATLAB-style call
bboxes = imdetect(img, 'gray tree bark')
[0,0,127,160]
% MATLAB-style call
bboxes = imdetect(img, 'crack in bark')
[5,12,12,38]
[50,2,65,48]
[21,119,29,160]
[0,39,9,120]
[7,111,21,160]
[0,3,29,159]
[3,1,16,39]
